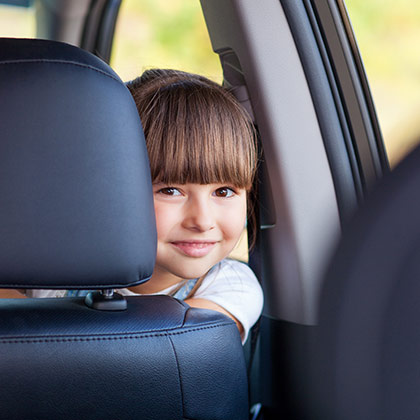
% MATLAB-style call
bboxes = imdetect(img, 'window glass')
[111,0,222,83]
[0,3,35,38]
[346,0,420,167]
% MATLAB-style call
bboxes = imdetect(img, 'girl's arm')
[184,297,245,337]
[187,259,263,344]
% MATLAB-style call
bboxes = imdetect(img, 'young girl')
[22,69,264,343]
[125,69,263,342]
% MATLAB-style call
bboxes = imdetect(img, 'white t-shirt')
[27,259,263,343]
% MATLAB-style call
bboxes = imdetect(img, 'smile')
[171,241,217,258]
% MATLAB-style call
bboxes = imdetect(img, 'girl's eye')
[213,187,235,198]
[157,187,181,196]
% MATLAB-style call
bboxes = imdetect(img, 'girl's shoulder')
[208,258,256,277]
[202,258,259,289]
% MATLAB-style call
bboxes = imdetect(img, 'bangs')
[143,83,256,190]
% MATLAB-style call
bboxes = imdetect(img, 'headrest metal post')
[84,289,127,311]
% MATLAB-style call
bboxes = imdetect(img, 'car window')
[111,0,222,83]
[346,0,420,167]
[0,2,35,38]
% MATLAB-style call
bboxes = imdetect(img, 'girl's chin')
[170,260,217,281]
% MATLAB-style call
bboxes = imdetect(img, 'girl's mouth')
[171,241,217,258]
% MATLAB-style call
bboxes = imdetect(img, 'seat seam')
[167,334,185,418]
[0,59,121,84]
[0,322,233,344]
[0,319,228,338]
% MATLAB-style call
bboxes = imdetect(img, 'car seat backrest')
[311,143,420,420]
[0,38,248,420]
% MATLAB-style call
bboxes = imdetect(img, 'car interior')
[0,0,419,419]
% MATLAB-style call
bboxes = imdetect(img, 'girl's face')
[151,182,247,288]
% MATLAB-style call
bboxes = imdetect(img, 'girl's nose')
[182,197,215,232]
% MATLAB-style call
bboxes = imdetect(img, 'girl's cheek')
[227,204,247,240]
[153,203,170,235]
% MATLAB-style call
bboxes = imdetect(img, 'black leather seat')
[310,143,420,420]
[0,38,248,420]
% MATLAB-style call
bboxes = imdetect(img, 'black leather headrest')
[0,38,156,289]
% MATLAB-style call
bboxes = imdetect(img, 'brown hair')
[126,69,257,190]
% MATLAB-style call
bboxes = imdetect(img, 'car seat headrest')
[0,38,156,290]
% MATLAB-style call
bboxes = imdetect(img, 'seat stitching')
[167,335,185,418]
[0,59,121,84]
[0,318,229,338]
[0,322,233,344]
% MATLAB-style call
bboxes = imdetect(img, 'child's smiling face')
[151,182,247,288]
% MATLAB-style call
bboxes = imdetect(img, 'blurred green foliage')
[347,0,420,82]
[346,0,420,164]
[111,0,222,83]
[0,4,34,37]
